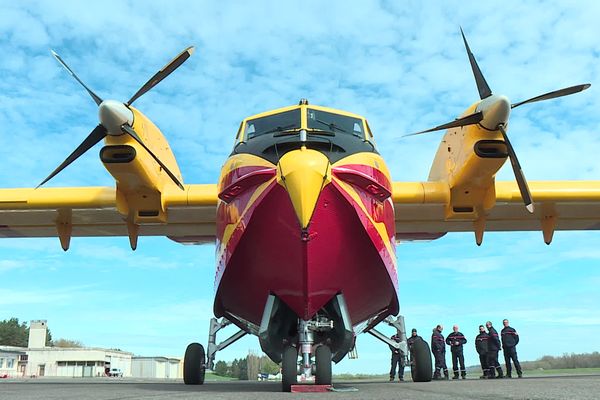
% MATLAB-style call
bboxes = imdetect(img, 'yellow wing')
[393,181,600,244]
[0,185,218,249]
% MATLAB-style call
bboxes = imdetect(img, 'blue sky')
[1,0,600,374]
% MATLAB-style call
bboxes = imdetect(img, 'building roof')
[0,345,27,353]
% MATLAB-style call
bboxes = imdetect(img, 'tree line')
[214,352,279,380]
[521,352,600,370]
[0,318,82,348]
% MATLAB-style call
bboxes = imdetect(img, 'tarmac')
[2,375,600,400]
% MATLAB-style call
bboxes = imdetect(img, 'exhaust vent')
[138,210,160,217]
[100,145,136,163]
[474,140,508,158]
[453,206,474,213]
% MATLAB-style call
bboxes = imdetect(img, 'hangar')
[131,356,180,379]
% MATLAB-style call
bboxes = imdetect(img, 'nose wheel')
[315,345,332,385]
[281,345,298,392]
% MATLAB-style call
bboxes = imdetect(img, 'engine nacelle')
[428,104,508,219]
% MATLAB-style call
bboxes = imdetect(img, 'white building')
[24,319,133,377]
[26,347,133,377]
[131,357,180,379]
[0,346,26,378]
[1,320,184,379]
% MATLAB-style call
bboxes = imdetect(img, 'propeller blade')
[511,83,591,109]
[404,111,483,137]
[460,27,492,100]
[51,50,103,106]
[126,46,195,106]
[498,124,534,213]
[120,124,185,190]
[37,124,107,188]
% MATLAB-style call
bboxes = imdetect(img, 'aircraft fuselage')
[213,102,399,341]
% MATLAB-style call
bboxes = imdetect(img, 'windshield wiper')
[315,119,347,133]
[253,124,297,137]
[273,128,300,137]
[307,129,336,137]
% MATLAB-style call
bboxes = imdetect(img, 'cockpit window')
[307,109,364,138]
[244,109,301,140]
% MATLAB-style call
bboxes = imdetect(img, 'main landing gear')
[184,316,253,386]
[367,315,432,382]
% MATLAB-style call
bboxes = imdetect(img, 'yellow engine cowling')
[101,107,184,224]
[428,104,508,220]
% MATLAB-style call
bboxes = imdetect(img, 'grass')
[521,367,600,376]
[204,372,239,382]
[334,373,389,381]
[333,368,600,381]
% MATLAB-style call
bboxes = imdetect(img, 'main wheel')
[315,345,332,385]
[184,342,206,385]
[281,346,298,392]
[410,338,432,382]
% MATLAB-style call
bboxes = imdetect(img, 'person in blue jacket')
[446,324,467,379]
[431,324,448,380]
[501,319,523,378]
[486,321,504,378]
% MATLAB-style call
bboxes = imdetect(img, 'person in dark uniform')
[389,334,405,381]
[501,319,523,378]
[446,324,467,379]
[407,328,420,350]
[485,321,504,378]
[475,325,489,379]
[431,325,449,380]
[407,328,421,369]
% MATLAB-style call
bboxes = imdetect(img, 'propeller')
[406,28,591,213]
[403,111,483,137]
[126,46,195,106]
[39,47,195,189]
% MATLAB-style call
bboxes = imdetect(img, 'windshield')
[244,109,301,140]
[307,109,364,138]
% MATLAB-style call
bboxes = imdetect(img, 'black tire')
[410,338,433,382]
[184,342,206,385]
[281,346,298,392]
[315,345,332,385]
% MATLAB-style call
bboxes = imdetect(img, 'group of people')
[389,318,523,381]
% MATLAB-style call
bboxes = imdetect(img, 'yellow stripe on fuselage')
[332,152,397,270]
[217,153,277,260]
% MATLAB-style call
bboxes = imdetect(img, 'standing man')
[407,328,420,350]
[485,321,504,378]
[431,325,449,380]
[407,328,421,370]
[446,325,467,379]
[501,319,523,378]
[389,334,405,381]
[475,325,489,379]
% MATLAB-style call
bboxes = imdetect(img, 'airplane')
[0,29,596,391]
